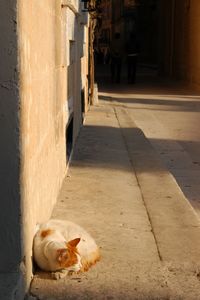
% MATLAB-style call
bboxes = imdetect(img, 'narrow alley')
[31,72,200,299]
[2,1,200,300]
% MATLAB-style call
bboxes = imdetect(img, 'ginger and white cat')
[33,219,100,277]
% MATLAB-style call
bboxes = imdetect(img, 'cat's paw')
[51,269,68,280]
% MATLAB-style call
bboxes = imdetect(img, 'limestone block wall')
[0,1,89,295]
[18,0,68,284]
[17,0,89,289]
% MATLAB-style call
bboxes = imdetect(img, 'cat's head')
[56,238,82,272]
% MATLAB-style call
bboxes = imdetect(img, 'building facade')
[158,0,200,89]
[96,0,200,89]
[0,0,94,298]
[96,0,140,61]
[95,0,112,58]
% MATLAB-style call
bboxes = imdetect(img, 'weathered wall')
[17,0,89,288]
[0,0,22,273]
[188,1,200,87]
[159,0,200,88]
[18,0,67,284]
[0,1,89,295]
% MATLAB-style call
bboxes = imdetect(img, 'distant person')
[126,33,140,83]
[110,33,124,83]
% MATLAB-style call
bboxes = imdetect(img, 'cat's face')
[56,238,82,272]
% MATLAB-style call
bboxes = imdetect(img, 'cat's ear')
[67,238,81,248]
[56,248,68,263]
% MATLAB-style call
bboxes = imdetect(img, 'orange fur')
[80,248,101,272]
[67,238,80,248]
[40,229,54,238]
[65,248,78,268]
[56,239,81,269]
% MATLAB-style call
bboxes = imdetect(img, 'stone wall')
[0,0,22,273]
[159,0,200,88]
[0,1,26,298]
[177,0,200,88]
[18,0,67,285]
[0,0,89,297]
[17,0,89,292]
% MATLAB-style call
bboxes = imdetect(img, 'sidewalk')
[31,104,200,300]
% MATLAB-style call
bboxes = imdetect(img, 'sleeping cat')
[33,219,100,278]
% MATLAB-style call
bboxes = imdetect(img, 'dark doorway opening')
[81,88,85,123]
[66,117,73,163]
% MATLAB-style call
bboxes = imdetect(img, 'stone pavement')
[97,64,200,219]
[30,102,200,299]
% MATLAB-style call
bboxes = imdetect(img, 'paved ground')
[97,64,200,218]
[30,68,200,299]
